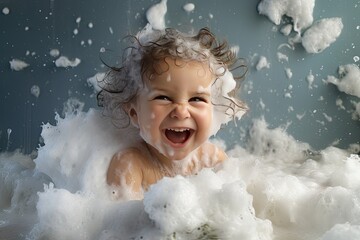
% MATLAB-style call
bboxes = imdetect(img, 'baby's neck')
[143,141,200,177]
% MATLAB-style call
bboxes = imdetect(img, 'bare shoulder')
[199,141,228,166]
[107,148,146,192]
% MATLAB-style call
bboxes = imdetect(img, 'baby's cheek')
[139,124,153,144]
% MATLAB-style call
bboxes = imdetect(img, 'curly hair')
[97,26,248,128]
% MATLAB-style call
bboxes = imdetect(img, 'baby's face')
[130,58,214,161]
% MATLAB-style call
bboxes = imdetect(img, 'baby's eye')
[189,97,207,102]
[154,95,171,101]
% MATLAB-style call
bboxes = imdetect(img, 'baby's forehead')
[140,58,216,90]
[144,57,215,79]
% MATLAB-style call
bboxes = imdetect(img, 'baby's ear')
[127,105,139,128]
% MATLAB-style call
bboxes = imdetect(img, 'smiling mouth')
[164,128,193,144]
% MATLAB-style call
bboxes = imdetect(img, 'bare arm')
[216,146,228,163]
[107,149,144,199]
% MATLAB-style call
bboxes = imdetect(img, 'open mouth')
[164,128,193,144]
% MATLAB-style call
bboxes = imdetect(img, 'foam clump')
[143,175,206,235]
[326,64,360,98]
[35,109,140,194]
[183,3,195,13]
[54,56,81,68]
[256,56,270,70]
[0,151,50,215]
[257,0,315,32]
[142,171,272,239]
[245,118,311,162]
[302,18,343,54]
[320,223,360,240]
[9,59,29,71]
[146,0,167,30]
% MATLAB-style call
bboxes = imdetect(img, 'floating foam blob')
[183,3,195,13]
[285,67,293,79]
[256,56,270,70]
[2,7,10,15]
[30,85,40,98]
[280,24,292,36]
[54,56,81,68]
[326,64,360,98]
[9,59,29,71]
[302,18,343,54]
[351,101,360,120]
[146,0,167,30]
[307,70,315,89]
[277,52,289,62]
[257,0,315,33]
[49,49,60,57]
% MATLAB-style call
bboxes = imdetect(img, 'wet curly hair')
[97,27,248,127]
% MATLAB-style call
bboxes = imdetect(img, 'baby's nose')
[170,103,190,119]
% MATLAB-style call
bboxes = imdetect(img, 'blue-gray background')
[1,0,359,153]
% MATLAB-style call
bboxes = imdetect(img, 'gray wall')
[1,0,359,153]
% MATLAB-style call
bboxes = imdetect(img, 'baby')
[97,25,247,200]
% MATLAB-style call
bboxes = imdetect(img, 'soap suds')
[9,59,30,71]
[326,64,360,98]
[2,7,10,15]
[55,56,81,68]
[302,18,343,54]
[146,0,168,30]
[256,56,270,70]
[183,3,195,13]
[30,85,41,98]
[258,0,315,33]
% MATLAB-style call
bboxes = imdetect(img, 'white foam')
[285,67,293,79]
[9,59,29,71]
[1,111,360,239]
[280,24,292,36]
[54,56,81,68]
[307,70,315,89]
[336,98,346,110]
[302,18,343,54]
[277,52,289,62]
[87,72,105,94]
[183,3,195,13]
[326,64,360,98]
[49,49,60,57]
[321,223,360,240]
[146,0,167,30]
[2,7,10,15]
[256,56,270,70]
[30,85,40,98]
[351,101,360,120]
[258,0,315,33]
